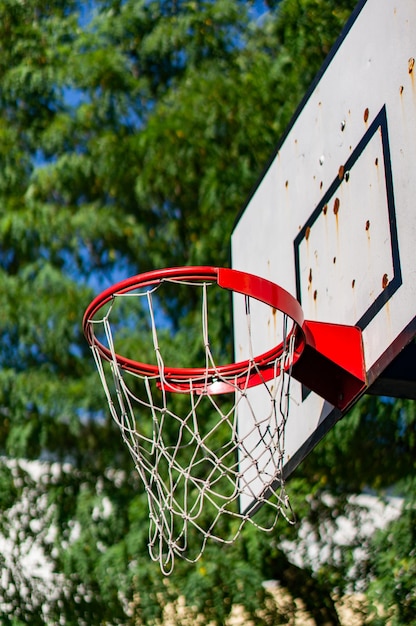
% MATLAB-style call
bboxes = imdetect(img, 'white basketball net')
[86,277,296,575]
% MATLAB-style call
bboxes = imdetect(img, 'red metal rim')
[83,266,307,390]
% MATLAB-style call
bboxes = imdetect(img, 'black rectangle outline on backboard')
[294,105,402,334]
[231,0,407,517]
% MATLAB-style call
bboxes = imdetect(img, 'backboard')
[232,0,416,514]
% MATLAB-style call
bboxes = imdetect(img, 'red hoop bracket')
[83,266,367,409]
[296,320,366,411]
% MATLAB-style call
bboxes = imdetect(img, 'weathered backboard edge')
[232,0,371,230]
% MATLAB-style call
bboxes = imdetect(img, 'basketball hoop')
[83,266,366,574]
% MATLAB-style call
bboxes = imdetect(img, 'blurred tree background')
[0,0,414,623]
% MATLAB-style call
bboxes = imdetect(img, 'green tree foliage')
[366,478,416,625]
[0,0,414,623]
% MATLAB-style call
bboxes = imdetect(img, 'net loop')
[84,267,300,574]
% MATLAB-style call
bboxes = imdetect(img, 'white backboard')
[232,0,416,513]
